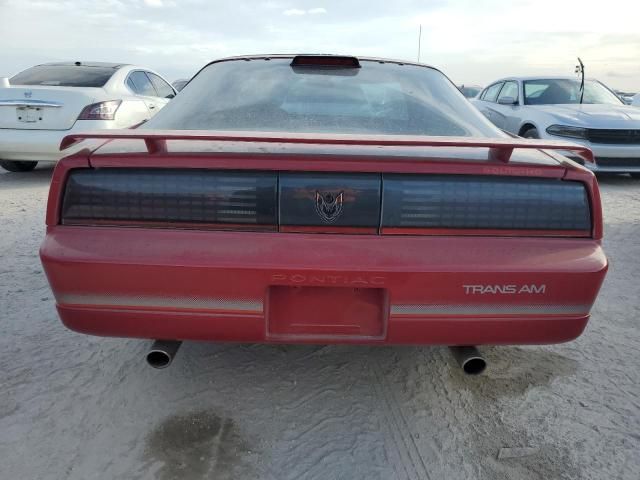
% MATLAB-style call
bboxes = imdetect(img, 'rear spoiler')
[60,130,594,164]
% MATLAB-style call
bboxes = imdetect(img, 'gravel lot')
[1,165,638,480]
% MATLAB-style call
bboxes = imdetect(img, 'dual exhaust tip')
[145,341,486,375]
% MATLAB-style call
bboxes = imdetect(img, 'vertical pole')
[578,57,585,104]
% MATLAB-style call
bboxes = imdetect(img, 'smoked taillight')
[381,175,592,236]
[59,169,592,237]
[61,169,277,230]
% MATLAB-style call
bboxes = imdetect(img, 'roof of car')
[490,76,598,82]
[202,54,439,71]
[38,61,130,69]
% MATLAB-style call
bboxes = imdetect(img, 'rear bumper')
[0,121,116,162]
[40,227,608,345]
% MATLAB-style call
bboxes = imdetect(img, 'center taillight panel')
[279,172,381,233]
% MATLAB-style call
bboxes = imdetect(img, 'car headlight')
[546,125,588,139]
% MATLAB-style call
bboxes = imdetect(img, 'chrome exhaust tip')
[449,346,486,375]
[146,340,182,369]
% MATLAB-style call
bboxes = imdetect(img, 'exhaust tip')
[146,340,182,369]
[461,356,486,375]
[449,346,487,375]
[146,349,173,369]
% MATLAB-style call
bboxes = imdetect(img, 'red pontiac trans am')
[40,55,608,374]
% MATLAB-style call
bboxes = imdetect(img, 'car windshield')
[10,65,116,87]
[145,57,502,137]
[523,79,623,106]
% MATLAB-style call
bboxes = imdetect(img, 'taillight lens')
[77,100,122,120]
[381,175,591,236]
[60,169,592,237]
[61,169,277,230]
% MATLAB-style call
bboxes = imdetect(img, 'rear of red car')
[40,56,607,355]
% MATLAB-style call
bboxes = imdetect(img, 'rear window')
[146,58,502,137]
[10,65,116,87]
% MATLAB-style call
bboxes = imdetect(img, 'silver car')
[471,76,640,177]
[0,62,176,172]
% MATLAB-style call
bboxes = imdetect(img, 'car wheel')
[0,160,38,172]
[522,127,540,139]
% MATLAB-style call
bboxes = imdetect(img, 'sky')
[1,0,639,92]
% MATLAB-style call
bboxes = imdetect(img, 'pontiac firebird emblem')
[315,191,344,223]
[24,91,32,98]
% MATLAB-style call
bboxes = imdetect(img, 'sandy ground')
[0,165,638,480]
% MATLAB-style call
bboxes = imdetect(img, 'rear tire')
[522,127,540,139]
[0,160,38,172]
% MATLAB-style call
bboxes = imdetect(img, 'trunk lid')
[0,86,103,130]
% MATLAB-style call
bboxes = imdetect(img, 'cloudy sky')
[1,0,639,91]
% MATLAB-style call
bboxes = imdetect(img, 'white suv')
[0,61,176,172]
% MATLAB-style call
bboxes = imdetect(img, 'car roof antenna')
[575,57,585,104]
